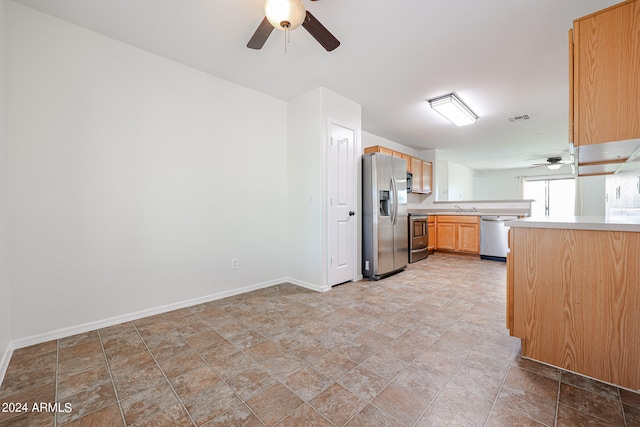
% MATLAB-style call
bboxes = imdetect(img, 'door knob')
[349,211,355,216]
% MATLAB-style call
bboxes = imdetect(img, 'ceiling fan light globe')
[547,164,562,170]
[265,0,306,30]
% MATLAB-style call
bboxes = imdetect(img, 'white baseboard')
[10,278,290,351]
[3,276,330,387]
[0,341,15,388]
[285,277,331,293]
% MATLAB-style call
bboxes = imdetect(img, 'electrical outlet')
[231,258,238,269]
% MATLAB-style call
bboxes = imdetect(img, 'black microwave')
[406,172,413,193]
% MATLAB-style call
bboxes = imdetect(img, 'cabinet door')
[436,223,456,250]
[428,223,436,250]
[401,154,412,173]
[411,158,423,193]
[422,162,432,195]
[379,146,393,156]
[458,224,479,253]
[573,0,640,146]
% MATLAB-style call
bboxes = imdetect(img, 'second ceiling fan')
[247,0,340,52]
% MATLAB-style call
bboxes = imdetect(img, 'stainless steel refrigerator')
[362,152,408,280]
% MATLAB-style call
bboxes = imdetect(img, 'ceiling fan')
[247,0,340,51]
[530,156,573,170]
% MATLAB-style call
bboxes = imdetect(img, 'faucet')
[454,205,463,212]
[472,207,477,212]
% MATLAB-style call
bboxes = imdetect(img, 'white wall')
[0,0,12,376]
[447,161,474,201]
[287,88,361,290]
[7,3,288,341]
[287,89,324,288]
[473,165,573,200]
[362,132,422,157]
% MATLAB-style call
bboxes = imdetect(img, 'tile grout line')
[619,386,629,427]
[130,320,199,427]
[414,301,487,426]
[234,314,356,425]
[553,371,562,427]
[54,339,60,427]
[346,304,476,427]
[184,311,269,424]
[480,343,520,427]
[196,304,359,426]
[97,328,127,427]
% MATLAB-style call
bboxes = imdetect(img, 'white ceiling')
[13,0,620,170]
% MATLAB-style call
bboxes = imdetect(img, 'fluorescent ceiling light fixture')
[428,93,478,126]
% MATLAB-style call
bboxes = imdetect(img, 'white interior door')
[328,123,356,286]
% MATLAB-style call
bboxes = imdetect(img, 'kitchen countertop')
[510,216,640,232]
[408,209,529,217]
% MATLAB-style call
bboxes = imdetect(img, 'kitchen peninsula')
[507,216,640,391]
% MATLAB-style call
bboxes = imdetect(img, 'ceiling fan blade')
[247,17,274,50]
[302,11,340,51]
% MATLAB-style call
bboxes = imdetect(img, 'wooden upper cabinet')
[399,153,412,172]
[364,146,408,169]
[571,0,640,147]
[411,158,433,195]
[365,146,432,194]
[411,158,423,193]
[421,161,433,195]
[364,145,394,156]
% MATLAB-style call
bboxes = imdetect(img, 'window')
[524,177,575,217]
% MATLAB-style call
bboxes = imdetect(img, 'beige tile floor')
[1,253,639,426]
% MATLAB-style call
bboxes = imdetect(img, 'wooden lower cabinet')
[458,223,479,253]
[508,226,640,391]
[435,216,479,254]
[427,216,436,252]
[435,222,456,250]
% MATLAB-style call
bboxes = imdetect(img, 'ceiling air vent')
[507,114,530,122]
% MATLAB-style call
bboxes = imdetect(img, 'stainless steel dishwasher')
[480,216,518,261]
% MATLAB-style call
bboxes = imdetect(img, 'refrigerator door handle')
[391,175,398,225]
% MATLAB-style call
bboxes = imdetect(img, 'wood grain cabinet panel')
[570,0,640,178]
[365,145,432,194]
[572,0,640,147]
[434,216,479,254]
[458,223,480,253]
[435,222,456,251]
[427,216,436,252]
[509,226,640,391]
[421,162,433,195]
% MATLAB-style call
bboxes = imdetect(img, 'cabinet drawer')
[436,215,480,224]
